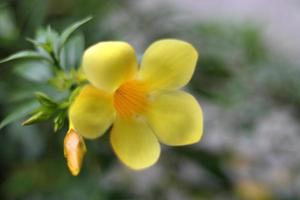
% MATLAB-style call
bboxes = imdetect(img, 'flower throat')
[113,81,148,118]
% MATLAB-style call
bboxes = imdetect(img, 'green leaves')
[22,92,69,132]
[0,51,50,64]
[60,16,92,49]
[13,61,52,83]
[53,111,67,132]
[0,16,92,70]
[22,110,55,126]
[60,33,85,70]
[35,92,58,108]
[0,17,91,133]
[0,101,38,130]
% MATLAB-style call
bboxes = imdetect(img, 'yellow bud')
[64,128,87,176]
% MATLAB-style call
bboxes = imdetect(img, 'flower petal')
[138,39,198,91]
[83,42,138,93]
[110,117,160,170]
[69,85,115,139]
[146,91,203,146]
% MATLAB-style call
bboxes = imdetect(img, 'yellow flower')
[64,127,87,176]
[69,39,203,170]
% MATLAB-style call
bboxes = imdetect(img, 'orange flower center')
[113,81,148,118]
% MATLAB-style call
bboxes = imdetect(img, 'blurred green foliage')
[0,16,92,133]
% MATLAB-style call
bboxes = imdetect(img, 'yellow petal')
[146,91,203,146]
[138,39,198,91]
[64,128,87,176]
[69,85,115,139]
[83,41,138,93]
[110,117,160,170]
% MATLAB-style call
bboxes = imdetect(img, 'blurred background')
[1,0,300,199]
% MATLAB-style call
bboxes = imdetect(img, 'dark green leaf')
[26,38,52,53]
[35,92,57,108]
[0,51,50,64]
[60,16,92,49]
[31,29,53,56]
[0,6,18,44]
[0,3,6,8]
[60,33,85,70]
[48,70,73,90]
[22,108,54,126]
[0,6,19,45]
[69,86,82,104]
[0,101,38,130]
[47,25,60,56]
[53,111,66,132]
[13,61,52,82]
[26,37,44,46]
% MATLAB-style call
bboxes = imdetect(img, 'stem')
[50,50,62,70]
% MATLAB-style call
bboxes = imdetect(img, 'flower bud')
[64,128,87,176]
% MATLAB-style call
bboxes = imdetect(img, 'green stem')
[50,50,62,70]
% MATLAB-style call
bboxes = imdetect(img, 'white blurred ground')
[137,0,300,64]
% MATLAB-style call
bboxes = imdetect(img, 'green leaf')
[26,38,52,53]
[53,111,66,132]
[22,108,54,126]
[0,51,50,64]
[60,16,92,49]
[48,71,72,90]
[0,5,18,44]
[47,25,60,56]
[13,61,52,83]
[60,33,85,70]
[0,3,6,8]
[69,86,82,104]
[0,101,38,130]
[35,92,57,108]
[31,29,53,56]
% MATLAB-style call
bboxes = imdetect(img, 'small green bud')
[22,109,53,126]
[35,92,57,108]
[54,111,66,132]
